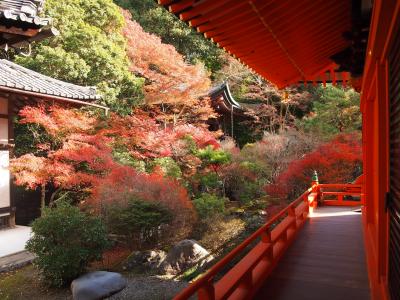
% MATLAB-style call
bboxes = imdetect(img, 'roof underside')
[159,0,353,88]
[0,0,56,47]
[0,59,101,101]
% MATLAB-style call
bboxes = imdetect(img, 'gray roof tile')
[0,59,101,101]
[0,0,50,27]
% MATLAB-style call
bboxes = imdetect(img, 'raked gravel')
[108,275,189,300]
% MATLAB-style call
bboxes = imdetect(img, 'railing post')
[338,194,343,204]
[198,280,215,300]
[261,229,273,262]
[311,170,319,190]
[261,229,271,243]
[239,271,253,291]
[288,206,297,230]
[311,170,320,206]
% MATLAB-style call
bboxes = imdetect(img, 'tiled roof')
[0,0,50,27]
[209,82,242,109]
[0,59,101,101]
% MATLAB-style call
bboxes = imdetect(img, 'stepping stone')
[71,271,126,300]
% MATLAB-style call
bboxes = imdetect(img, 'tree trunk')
[49,187,62,207]
[40,183,46,214]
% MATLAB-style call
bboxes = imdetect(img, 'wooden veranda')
[255,206,370,300]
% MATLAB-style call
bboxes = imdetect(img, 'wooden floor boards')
[254,207,370,300]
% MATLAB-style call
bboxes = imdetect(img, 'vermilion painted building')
[158,1,400,299]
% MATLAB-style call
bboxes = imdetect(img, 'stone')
[71,271,126,300]
[122,250,167,272]
[160,239,213,275]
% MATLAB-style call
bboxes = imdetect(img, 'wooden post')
[261,229,273,262]
[338,194,343,204]
[288,206,297,230]
[198,281,215,300]
[240,271,253,291]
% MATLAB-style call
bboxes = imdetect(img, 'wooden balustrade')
[318,184,363,206]
[174,188,312,300]
[173,181,363,300]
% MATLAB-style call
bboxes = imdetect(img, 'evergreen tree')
[298,85,361,138]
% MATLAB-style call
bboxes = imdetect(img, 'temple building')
[208,82,253,142]
[0,1,106,228]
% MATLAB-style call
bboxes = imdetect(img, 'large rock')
[71,271,126,300]
[160,240,213,275]
[122,250,167,272]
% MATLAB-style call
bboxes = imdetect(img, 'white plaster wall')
[0,151,10,209]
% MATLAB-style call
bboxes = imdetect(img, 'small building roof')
[0,0,57,47]
[209,82,242,110]
[0,0,50,27]
[0,59,101,101]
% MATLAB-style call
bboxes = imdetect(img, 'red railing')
[174,181,364,300]
[317,183,363,206]
[174,188,312,300]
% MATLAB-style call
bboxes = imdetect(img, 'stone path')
[0,226,34,272]
[0,225,31,257]
[0,250,35,273]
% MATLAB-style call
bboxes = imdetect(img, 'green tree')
[16,0,143,114]
[298,85,361,138]
[115,0,224,75]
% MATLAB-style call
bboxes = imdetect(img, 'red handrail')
[174,181,363,299]
[174,188,312,300]
[318,183,363,206]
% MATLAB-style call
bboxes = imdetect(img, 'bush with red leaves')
[266,133,362,201]
[89,165,196,248]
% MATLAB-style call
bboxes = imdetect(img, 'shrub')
[196,146,231,165]
[193,193,225,218]
[198,172,220,190]
[90,166,196,247]
[104,198,173,249]
[26,201,109,287]
[221,162,265,204]
[151,157,182,179]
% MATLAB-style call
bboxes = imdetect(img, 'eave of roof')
[0,59,101,101]
[209,82,241,109]
[0,0,58,47]
[159,0,352,88]
[0,0,50,27]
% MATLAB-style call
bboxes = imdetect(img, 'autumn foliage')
[122,9,210,105]
[90,165,196,245]
[266,133,362,200]
[11,106,112,195]
[10,104,223,228]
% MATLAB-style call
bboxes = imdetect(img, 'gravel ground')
[108,275,189,300]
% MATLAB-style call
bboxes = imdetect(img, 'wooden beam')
[180,0,236,21]
[169,0,194,14]
[0,25,39,37]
